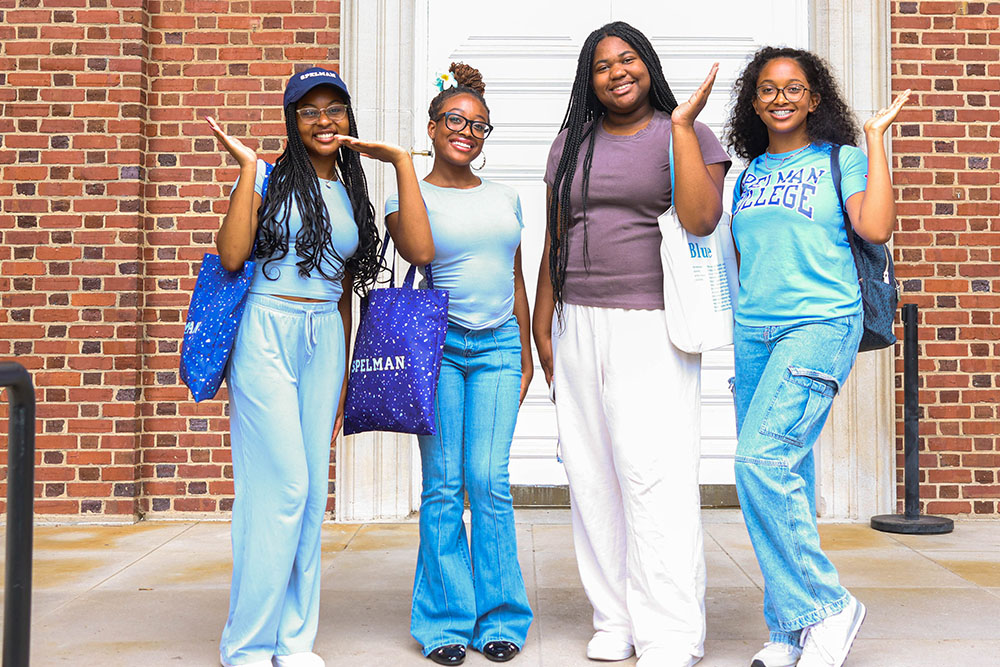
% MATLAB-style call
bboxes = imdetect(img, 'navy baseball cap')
[283,67,351,107]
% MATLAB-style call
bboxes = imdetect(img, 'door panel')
[416,0,808,486]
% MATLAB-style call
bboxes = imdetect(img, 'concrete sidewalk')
[3,511,1000,666]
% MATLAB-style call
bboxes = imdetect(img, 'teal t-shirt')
[731,143,867,327]
[385,179,523,330]
[237,159,360,302]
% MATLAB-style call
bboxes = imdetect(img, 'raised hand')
[206,116,257,169]
[864,89,911,136]
[671,63,719,128]
[334,135,409,165]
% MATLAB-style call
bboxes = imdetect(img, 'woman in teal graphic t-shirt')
[725,47,909,667]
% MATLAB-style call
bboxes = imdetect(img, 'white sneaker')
[750,642,802,667]
[635,648,701,667]
[273,653,325,667]
[586,632,634,661]
[797,595,867,667]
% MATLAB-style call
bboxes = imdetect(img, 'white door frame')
[338,0,895,521]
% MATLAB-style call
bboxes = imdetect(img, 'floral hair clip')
[435,71,457,92]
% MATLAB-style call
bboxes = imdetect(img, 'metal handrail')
[1,362,35,667]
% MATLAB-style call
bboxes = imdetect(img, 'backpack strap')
[830,144,862,261]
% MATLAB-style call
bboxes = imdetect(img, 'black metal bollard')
[871,305,954,535]
[2,362,35,667]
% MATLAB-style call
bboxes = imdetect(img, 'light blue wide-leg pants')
[221,293,345,665]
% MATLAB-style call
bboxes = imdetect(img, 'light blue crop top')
[386,179,523,330]
[237,159,360,301]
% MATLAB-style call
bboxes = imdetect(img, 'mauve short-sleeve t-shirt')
[544,111,731,309]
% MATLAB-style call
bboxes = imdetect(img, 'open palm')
[671,63,719,127]
[864,89,911,136]
[206,116,257,168]
[335,134,408,164]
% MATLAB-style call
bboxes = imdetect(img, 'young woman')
[725,47,908,667]
[532,22,731,667]
[353,62,533,666]
[207,67,433,667]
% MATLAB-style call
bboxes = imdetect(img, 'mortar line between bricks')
[36,521,201,621]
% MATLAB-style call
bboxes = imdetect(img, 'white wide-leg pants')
[552,304,706,660]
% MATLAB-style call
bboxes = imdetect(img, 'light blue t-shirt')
[385,179,523,330]
[731,143,867,327]
[237,159,360,301]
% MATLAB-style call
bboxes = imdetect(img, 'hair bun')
[449,62,486,96]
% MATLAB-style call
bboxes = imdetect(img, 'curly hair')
[725,46,860,162]
[428,62,489,119]
[547,21,678,315]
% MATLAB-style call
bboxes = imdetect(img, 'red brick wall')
[891,1,1000,516]
[0,0,342,518]
[2,2,998,519]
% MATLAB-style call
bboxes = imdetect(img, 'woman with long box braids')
[376,62,533,666]
[206,68,433,667]
[532,22,731,667]
[725,48,908,667]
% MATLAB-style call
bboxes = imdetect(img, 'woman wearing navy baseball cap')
[207,67,434,667]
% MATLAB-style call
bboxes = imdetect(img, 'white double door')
[412,0,808,487]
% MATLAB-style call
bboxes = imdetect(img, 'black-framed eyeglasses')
[756,84,810,103]
[296,104,350,124]
[435,111,494,139]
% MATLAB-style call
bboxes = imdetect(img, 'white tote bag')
[658,140,739,354]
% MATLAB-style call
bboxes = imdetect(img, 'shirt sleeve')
[231,158,269,195]
[693,121,733,173]
[513,194,524,229]
[384,192,400,217]
[543,130,567,187]
[839,145,868,200]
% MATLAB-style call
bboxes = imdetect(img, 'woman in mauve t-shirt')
[531,21,731,667]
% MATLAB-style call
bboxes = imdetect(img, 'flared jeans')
[411,317,533,654]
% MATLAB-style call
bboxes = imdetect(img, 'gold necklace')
[761,144,811,170]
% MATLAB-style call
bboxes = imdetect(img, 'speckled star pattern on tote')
[179,252,257,402]
[179,162,273,403]
[343,264,449,436]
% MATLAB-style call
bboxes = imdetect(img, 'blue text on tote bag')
[180,162,273,402]
[343,238,449,436]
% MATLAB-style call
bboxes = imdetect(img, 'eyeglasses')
[296,104,349,124]
[435,112,494,139]
[755,84,810,103]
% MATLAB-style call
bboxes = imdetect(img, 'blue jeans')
[732,314,862,647]
[411,317,533,654]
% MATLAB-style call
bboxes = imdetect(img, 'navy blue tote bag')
[343,233,449,436]
[180,162,273,402]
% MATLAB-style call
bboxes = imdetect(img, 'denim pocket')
[759,366,840,447]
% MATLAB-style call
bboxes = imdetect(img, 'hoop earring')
[472,152,486,171]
